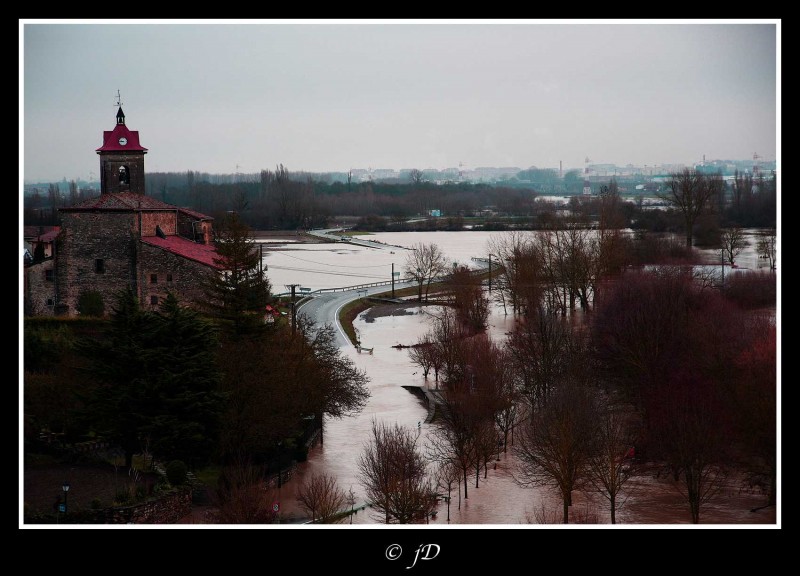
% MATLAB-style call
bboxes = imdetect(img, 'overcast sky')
[21,20,778,183]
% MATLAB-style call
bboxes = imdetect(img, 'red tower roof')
[95,107,148,153]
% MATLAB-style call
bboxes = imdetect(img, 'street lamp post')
[62,481,70,517]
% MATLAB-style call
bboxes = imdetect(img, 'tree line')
[24,166,776,236]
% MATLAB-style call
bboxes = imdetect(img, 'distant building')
[24,104,221,317]
[582,180,592,195]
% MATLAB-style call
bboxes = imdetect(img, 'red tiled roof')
[141,235,223,269]
[36,229,61,243]
[62,192,181,212]
[23,225,59,239]
[61,193,214,221]
[178,207,214,220]
[96,124,148,152]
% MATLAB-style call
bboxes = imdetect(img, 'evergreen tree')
[202,212,272,337]
[138,293,225,467]
[79,290,224,468]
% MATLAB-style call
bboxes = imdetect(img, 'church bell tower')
[96,91,148,195]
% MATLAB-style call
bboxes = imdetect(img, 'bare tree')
[408,336,443,384]
[756,228,777,270]
[487,232,541,315]
[533,223,600,314]
[720,227,749,267]
[586,401,636,524]
[425,333,505,496]
[404,242,449,302]
[430,307,470,384]
[515,381,597,524]
[591,268,696,412]
[410,168,424,187]
[295,472,348,523]
[731,318,776,507]
[493,358,520,454]
[214,460,280,524]
[657,169,722,248]
[426,387,479,500]
[649,371,729,524]
[445,265,489,332]
[408,336,434,379]
[357,420,433,524]
[434,461,460,521]
[507,308,573,411]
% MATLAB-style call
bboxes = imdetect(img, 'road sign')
[393,272,400,277]
[58,503,66,513]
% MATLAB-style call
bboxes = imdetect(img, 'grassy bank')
[338,299,373,346]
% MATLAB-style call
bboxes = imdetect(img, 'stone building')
[24,106,221,317]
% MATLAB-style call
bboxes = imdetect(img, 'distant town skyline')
[22,20,779,183]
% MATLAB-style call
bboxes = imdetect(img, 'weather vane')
[115,89,123,108]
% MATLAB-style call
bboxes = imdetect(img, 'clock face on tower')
[118,137,128,146]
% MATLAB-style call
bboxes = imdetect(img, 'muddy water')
[274,302,565,525]
[274,301,775,525]
[267,231,776,525]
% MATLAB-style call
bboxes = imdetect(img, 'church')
[24,104,221,317]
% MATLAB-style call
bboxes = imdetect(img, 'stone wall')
[56,211,139,316]
[138,243,215,312]
[140,210,177,237]
[24,259,57,316]
[100,152,146,195]
[106,487,192,524]
[177,213,213,244]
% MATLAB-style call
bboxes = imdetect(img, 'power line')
[274,251,388,269]
[266,265,387,280]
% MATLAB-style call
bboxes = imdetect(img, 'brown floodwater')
[273,303,776,526]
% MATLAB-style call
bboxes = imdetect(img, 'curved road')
[296,227,414,346]
[296,229,488,347]
[296,281,416,348]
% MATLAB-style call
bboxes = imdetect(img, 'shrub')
[723,271,777,309]
[76,290,105,317]
[166,460,188,486]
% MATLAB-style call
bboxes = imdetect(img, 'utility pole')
[392,263,395,298]
[488,254,492,292]
[286,284,299,335]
